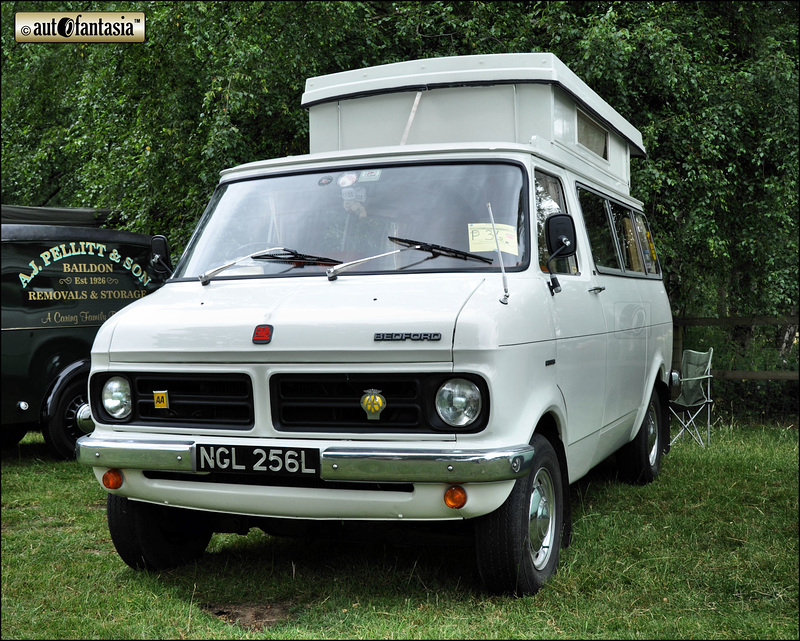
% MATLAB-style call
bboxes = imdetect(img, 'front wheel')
[618,387,662,484]
[474,433,564,595]
[107,494,213,570]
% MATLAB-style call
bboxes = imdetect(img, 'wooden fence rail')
[672,315,799,382]
[674,315,799,328]
[710,370,798,381]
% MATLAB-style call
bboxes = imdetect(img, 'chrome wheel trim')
[528,466,556,571]
[645,401,659,467]
[63,391,88,440]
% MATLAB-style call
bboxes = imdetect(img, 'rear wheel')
[618,387,662,484]
[474,433,564,595]
[107,494,213,570]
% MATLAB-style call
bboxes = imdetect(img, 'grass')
[2,420,798,639]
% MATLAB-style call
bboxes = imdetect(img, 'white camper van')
[77,53,674,595]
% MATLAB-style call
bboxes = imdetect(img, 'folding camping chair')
[669,348,714,447]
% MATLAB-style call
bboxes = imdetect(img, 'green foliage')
[683,322,799,422]
[2,1,798,380]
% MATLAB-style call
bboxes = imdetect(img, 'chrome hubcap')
[528,467,556,570]
[645,401,659,467]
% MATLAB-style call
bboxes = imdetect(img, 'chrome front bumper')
[76,436,535,483]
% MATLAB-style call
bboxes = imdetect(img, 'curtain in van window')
[633,212,660,275]
[608,202,645,273]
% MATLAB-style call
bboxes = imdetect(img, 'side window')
[577,110,609,160]
[633,212,660,275]
[578,188,621,271]
[535,170,578,275]
[578,185,661,278]
[609,201,645,273]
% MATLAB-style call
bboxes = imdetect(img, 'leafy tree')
[2,1,797,373]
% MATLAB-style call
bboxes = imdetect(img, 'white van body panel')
[78,54,671,531]
[95,274,489,365]
[89,464,518,520]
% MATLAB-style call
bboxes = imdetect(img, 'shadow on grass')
[194,518,477,590]
[1,430,57,465]
[145,459,633,633]
[149,520,483,631]
[91,454,639,635]
[567,452,622,505]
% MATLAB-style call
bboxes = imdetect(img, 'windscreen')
[174,162,528,280]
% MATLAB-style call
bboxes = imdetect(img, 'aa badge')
[360,388,386,420]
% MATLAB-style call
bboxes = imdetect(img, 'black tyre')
[474,433,564,595]
[618,387,662,484]
[107,494,213,570]
[43,377,90,460]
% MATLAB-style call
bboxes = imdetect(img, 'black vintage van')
[1,205,171,458]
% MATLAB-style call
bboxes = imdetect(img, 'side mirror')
[545,214,577,257]
[150,235,173,276]
[544,214,577,296]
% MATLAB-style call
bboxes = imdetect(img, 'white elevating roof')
[302,53,645,157]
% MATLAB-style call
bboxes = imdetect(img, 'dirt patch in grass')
[203,602,294,631]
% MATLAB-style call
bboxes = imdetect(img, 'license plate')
[196,444,319,476]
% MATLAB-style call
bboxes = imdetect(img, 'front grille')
[270,373,488,434]
[91,372,254,429]
[271,373,425,433]
[135,374,253,427]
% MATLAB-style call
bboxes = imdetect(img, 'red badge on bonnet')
[252,325,273,344]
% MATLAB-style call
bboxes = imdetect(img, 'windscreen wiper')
[326,236,492,281]
[200,247,341,285]
[252,248,341,266]
[389,236,494,263]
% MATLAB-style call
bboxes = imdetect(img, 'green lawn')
[2,421,798,639]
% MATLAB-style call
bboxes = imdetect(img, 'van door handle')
[588,286,606,293]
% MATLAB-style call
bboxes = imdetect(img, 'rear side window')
[609,201,645,273]
[633,212,660,275]
[577,186,661,277]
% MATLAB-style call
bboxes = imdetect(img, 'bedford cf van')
[1,205,171,458]
[76,53,673,595]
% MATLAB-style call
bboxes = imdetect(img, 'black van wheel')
[474,433,564,595]
[107,494,213,570]
[43,377,90,460]
[618,387,662,484]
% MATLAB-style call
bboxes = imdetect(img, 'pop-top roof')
[301,53,645,157]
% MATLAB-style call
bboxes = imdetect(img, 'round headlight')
[102,376,132,420]
[435,378,482,427]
